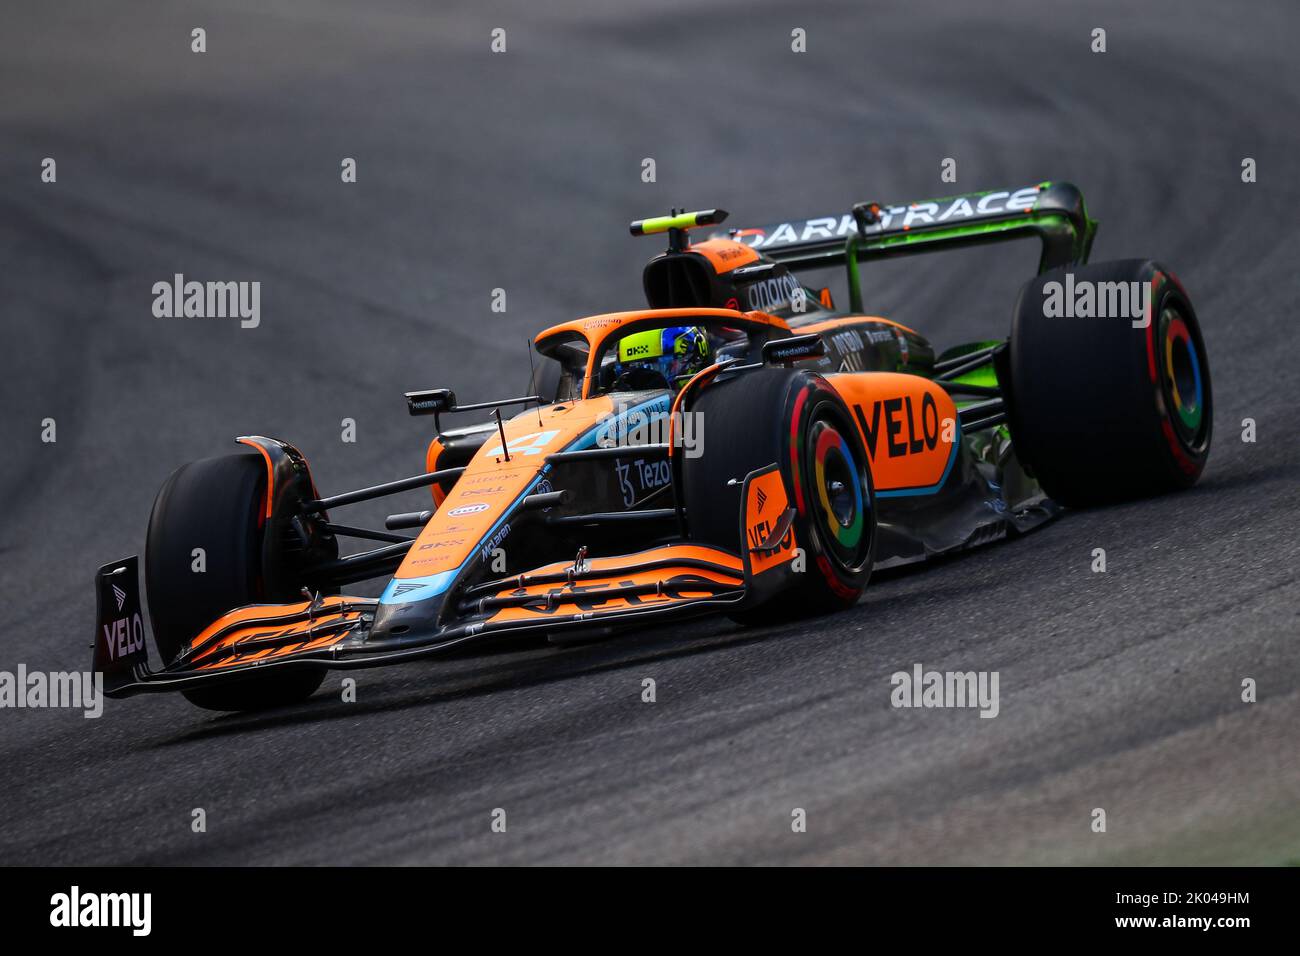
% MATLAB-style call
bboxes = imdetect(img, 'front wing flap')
[458,545,747,628]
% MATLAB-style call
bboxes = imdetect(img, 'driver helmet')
[617,326,713,387]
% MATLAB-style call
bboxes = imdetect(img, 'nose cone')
[367,590,447,645]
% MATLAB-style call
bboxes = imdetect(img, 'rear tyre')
[682,367,875,623]
[1005,259,1212,507]
[146,452,326,711]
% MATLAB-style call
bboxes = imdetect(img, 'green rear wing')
[711,181,1098,312]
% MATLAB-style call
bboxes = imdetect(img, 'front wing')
[93,544,751,698]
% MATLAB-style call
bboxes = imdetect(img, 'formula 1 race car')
[94,181,1212,711]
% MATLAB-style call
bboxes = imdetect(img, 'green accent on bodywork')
[952,364,999,392]
[869,214,1078,256]
[940,341,1002,399]
[943,341,1012,441]
[950,364,1001,410]
[847,214,1084,312]
[844,183,1099,313]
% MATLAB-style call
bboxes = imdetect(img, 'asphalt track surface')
[1,1,1297,865]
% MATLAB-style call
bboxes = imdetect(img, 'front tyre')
[683,367,875,622]
[146,452,326,711]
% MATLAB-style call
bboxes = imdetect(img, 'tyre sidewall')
[781,375,875,603]
[1007,259,1212,505]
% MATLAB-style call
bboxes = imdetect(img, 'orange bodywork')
[686,238,761,273]
[396,395,617,583]
[744,467,796,575]
[825,372,960,495]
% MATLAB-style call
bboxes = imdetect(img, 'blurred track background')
[0,0,1297,864]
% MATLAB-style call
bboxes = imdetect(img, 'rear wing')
[711,181,1097,311]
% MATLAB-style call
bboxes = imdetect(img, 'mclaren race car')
[94,181,1212,711]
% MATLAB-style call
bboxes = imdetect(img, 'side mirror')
[405,388,456,417]
[762,334,826,367]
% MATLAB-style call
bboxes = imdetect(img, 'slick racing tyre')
[1005,259,1212,507]
[145,452,327,711]
[683,366,876,622]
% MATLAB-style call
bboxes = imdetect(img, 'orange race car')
[94,182,1212,711]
